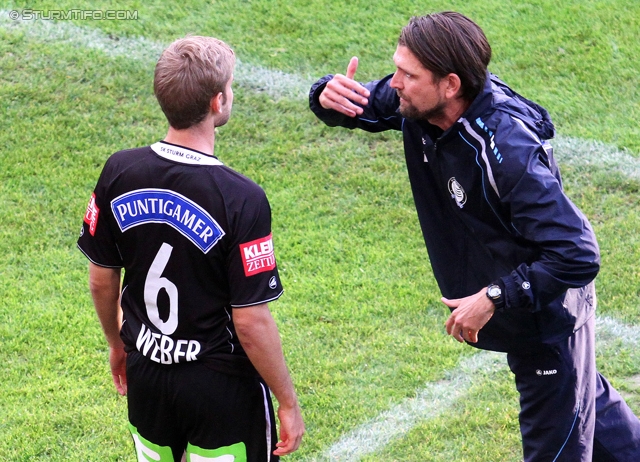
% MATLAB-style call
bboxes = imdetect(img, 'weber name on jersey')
[78,142,284,376]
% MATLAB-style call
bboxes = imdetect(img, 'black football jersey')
[78,141,283,375]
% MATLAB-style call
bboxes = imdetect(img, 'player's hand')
[442,288,495,343]
[273,402,305,456]
[109,345,128,395]
[318,56,370,117]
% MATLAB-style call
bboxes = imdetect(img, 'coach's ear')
[443,73,462,100]
[210,92,223,114]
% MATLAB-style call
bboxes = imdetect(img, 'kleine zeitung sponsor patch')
[84,192,100,236]
[240,234,276,277]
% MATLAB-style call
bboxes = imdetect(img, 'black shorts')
[126,351,279,461]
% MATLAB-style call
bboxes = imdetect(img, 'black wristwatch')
[486,283,505,311]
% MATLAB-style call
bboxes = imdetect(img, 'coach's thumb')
[346,56,359,80]
[441,297,460,309]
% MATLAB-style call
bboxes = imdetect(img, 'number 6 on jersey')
[144,243,179,335]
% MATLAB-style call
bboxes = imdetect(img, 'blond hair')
[154,36,235,129]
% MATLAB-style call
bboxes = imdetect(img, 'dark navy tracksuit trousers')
[507,315,640,461]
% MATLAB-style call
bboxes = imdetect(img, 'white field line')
[3,13,640,461]
[0,11,313,100]
[553,137,640,181]
[305,316,640,461]
[303,350,506,462]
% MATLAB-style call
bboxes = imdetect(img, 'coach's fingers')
[331,72,370,102]
[320,79,369,117]
[443,300,465,343]
[445,318,464,343]
[318,56,369,116]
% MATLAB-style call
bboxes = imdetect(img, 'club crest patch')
[83,192,100,236]
[240,234,276,277]
[448,177,467,209]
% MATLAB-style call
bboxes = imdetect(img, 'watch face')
[488,285,501,298]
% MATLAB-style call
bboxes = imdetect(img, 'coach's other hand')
[442,288,495,344]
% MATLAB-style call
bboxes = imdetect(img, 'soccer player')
[78,36,304,461]
[309,11,640,462]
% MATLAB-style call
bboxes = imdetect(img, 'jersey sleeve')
[76,158,124,268]
[224,185,283,307]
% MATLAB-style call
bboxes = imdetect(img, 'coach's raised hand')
[318,56,370,117]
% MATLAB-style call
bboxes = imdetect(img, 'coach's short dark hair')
[154,36,235,130]
[398,12,491,102]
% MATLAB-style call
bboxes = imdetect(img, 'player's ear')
[210,92,223,113]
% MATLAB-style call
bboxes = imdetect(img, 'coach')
[309,11,640,461]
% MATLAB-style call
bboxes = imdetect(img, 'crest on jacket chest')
[448,177,467,208]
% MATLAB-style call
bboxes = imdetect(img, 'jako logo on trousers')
[536,369,558,376]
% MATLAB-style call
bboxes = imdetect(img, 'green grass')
[364,368,522,461]
[5,0,639,152]
[1,1,640,461]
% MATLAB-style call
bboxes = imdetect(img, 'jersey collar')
[150,141,224,166]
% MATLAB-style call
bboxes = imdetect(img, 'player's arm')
[232,304,304,456]
[88,262,127,396]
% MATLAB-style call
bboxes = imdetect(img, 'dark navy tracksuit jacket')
[309,71,600,353]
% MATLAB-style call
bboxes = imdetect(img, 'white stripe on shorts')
[259,382,273,461]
